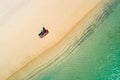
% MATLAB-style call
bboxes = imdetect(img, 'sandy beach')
[0,0,103,79]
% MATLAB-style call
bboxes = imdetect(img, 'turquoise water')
[29,1,120,80]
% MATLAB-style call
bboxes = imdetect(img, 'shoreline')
[0,0,105,80]
[8,0,114,80]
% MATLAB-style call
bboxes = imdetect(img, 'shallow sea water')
[5,1,118,80]
[31,1,120,80]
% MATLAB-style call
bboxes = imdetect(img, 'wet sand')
[0,0,103,79]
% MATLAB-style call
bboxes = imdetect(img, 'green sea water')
[30,1,120,80]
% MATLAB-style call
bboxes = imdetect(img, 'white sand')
[0,0,102,79]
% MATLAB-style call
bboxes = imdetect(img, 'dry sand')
[0,0,102,79]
